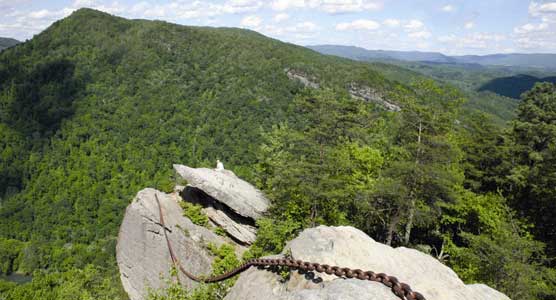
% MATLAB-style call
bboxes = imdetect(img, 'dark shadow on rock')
[257,264,324,284]
[181,185,256,227]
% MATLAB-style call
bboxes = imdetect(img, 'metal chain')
[155,194,426,300]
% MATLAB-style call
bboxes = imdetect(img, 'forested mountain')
[1,8,555,300]
[308,44,556,69]
[309,44,556,122]
[479,74,556,98]
[0,37,20,51]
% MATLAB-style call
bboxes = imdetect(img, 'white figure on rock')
[216,159,224,171]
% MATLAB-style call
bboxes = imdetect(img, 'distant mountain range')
[0,37,20,50]
[307,45,556,70]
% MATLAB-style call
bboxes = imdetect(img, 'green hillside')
[479,74,556,98]
[309,45,524,126]
[1,8,555,300]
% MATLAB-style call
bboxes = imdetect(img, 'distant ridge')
[308,44,556,70]
[0,37,20,51]
[478,74,556,98]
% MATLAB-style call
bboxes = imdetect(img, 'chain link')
[155,194,426,300]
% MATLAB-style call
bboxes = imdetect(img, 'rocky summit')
[117,163,271,300]
[117,164,510,300]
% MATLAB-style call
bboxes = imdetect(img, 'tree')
[441,191,556,300]
[256,89,379,227]
[377,80,464,245]
[505,82,556,255]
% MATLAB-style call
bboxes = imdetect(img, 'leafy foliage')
[442,191,556,300]
[180,202,209,227]
[504,83,556,255]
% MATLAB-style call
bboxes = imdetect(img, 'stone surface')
[173,164,270,221]
[116,188,233,300]
[348,82,401,112]
[203,206,257,244]
[225,226,511,300]
[286,68,320,89]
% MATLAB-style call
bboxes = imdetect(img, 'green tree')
[505,82,556,254]
[376,80,465,245]
[442,191,556,300]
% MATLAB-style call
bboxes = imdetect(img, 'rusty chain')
[155,193,426,300]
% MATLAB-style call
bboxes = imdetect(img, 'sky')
[1,0,556,55]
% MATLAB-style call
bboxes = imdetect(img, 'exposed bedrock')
[116,188,234,300]
[224,226,511,300]
[173,164,270,222]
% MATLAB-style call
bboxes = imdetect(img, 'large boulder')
[173,164,270,221]
[116,188,235,300]
[225,226,511,300]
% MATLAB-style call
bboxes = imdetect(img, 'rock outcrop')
[285,68,320,89]
[118,167,509,300]
[174,164,269,221]
[116,188,235,300]
[224,226,511,300]
[348,82,401,112]
[117,164,271,300]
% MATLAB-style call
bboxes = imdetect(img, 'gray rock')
[116,188,233,300]
[173,164,270,221]
[286,68,320,89]
[225,226,511,300]
[203,206,257,244]
[348,82,401,112]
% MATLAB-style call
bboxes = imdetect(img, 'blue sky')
[1,0,555,55]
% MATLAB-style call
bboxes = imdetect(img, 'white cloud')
[440,33,506,50]
[240,15,262,28]
[273,13,289,22]
[108,0,263,20]
[383,18,400,27]
[270,0,382,14]
[319,0,382,14]
[336,19,380,30]
[508,1,556,51]
[72,0,98,7]
[270,0,305,11]
[529,1,556,15]
[402,19,431,39]
[408,30,431,39]
[441,4,454,12]
[404,19,424,30]
[464,21,474,29]
[463,33,505,48]
[260,20,319,41]
[295,21,318,31]
[514,22,548,34]
[437,34,456,43]
[219,0,263,14]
